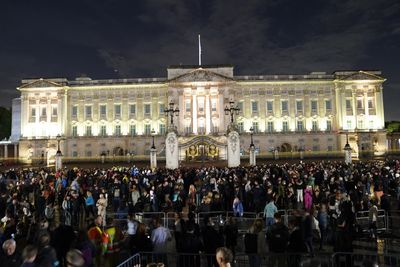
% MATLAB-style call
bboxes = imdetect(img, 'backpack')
[244,233,258,253]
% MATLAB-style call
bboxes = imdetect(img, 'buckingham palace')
[7,64,387,164]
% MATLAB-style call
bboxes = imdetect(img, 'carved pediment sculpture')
[169,68,233,83]
[20,79,64,89]
[338,71,384,81]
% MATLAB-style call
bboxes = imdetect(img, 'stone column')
[14,144,18,160]
[150,148,157,169]
[166,131,179,169]
[192,94,197,134]
[227,130,240,167]
[249,145,256,166]
[205,94,211,134]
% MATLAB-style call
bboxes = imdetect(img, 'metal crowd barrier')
[116,253,141,267]
[120,252,332,267]
[355,209,387,233]
[332,252,400,267]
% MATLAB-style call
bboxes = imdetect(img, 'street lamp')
[165,100,180,127]
[224,100,240,124]
[55,134,62,170]
[56,134,62,156]
[151,129,156,149]
[344,131,352,164]
[249,127,255,148]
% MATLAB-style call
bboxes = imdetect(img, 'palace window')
[311,100,318,113]
[52,107,57,117]
[346,99,352,110]
[252,122,259,133]
[100,125,107,136]
[184,126,192,134]
[237,102,243,114]
[72,106,78,117]
[326,120,332,131]
[357,120,364,129]
[144,104,151,115]
[211,99,217,112]
[159,123,166,135]
[357,99,363,109]
[144,124,151,135]
[296,100,303,112]
[368,99,374,109]
[281,100,288,113]
[297,120,304,131]
[100,105,107,116]
[31,107,36,118]
[85,125,92,136]
[159,103,165,115]
[185,100,191,112]
[115,125,121,136]
[369,120,374,129]
[41,107,47,117]
[282,121,289,132]
[347,120,352,129]
[237,122,244,133]
[130,104,136,115]
[130,125,136,136]
[267,121,274,133]
[251,101,258,114]
[198,99,205,113]
[312,120,318,131]
[72,126,77,137]
[325,100,332,111]
[266,101,273,114]
[85,106,92,120]
[115,104,121,117]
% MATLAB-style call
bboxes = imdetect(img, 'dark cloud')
[0,0,399,119]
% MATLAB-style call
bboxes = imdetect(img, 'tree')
[386,121,400,133]
[0,107,11,140]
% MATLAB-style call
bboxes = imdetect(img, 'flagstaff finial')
[198,34,202,66]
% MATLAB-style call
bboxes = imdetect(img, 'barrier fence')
[116,251,400,267]
[107,209,397,234]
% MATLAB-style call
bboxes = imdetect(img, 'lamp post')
[344,132,352,164]
[55,134,62,170]
[151,129,156,149]
[165,100,180,130]
[249,127,256,166]
[150,129,157,169]
[224,100,240,124]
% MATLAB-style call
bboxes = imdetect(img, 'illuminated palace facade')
[13,65,386,163]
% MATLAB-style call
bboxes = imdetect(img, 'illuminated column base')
[249,146,256,166]
[55,153,62,171]
[344,148,352,164]
[150,148,157,169]
[274,149,279,160]
[227,130,240,167]
[166,131,179,169]
[101,155,105,164]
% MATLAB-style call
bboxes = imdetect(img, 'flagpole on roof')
[198,34,202,66]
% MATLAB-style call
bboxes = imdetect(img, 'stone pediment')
[169,68,233,83]
[339,71,384,81]
[19,79,64,89]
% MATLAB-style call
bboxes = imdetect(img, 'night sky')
[1,0,399,120]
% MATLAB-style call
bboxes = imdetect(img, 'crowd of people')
[0,159,399,266]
